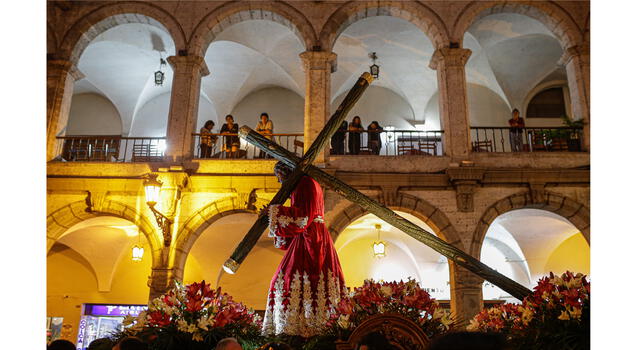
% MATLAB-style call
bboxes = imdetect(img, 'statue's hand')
[258,205,269,217]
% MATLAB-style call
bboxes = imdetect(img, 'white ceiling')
[465,13,565,111]
[485,208,584,287]
[70,13,567,135]
[52,216,145,292]
[332,16,435,124]
[74,23,176,135]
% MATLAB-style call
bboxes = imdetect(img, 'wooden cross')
[223,72,532,300]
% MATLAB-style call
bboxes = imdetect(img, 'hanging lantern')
[155,58,167,86]
[143,174,162,207]
[372,223,386,258]
[369,52,380,79]
[132,245,144,262]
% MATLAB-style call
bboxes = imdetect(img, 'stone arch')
[188,1,317,56]
[173,194,271,272]
[319,0,449,51]
[57,1,187,63]
[326,193,463,248]
[522,80,572,119]
[47,22,58,55]
[583,13,590,44]
[46,199,163,268]
[451,1,583,50]
[470,190,590,259]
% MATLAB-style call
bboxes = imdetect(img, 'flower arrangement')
[468,271,589,350]
[330,279,452,338]
[119,281,263,350]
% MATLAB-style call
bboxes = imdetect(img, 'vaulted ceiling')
[69,13,566,136]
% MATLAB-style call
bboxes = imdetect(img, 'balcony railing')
[54,135,166,162]
[332,130,444,156]
[193,133,304,159]
[470,127,584,153]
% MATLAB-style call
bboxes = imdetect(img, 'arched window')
[526,87,567,118]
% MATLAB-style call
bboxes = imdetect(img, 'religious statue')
[261,162,347,337]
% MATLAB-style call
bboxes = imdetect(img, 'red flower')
[162,291,175,307]
[148,311,171,327]
[336,298,354,315]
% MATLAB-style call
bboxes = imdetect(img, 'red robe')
[262,175,346,337]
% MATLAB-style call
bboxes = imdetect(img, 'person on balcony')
[220,114,240,158]
[508,108,525,152]
[348,116,365,155]
[199,120,216,159]
[367,121,384,155]
[331,121,348,155]
[256,112,274,158]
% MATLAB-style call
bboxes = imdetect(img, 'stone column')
[449,263,484,327]
[165,55,209,162]
[148,266,183,301]
[429,48,473,159]
[561,45,590,151]
[300,51,336,163]
[46,59,83,161]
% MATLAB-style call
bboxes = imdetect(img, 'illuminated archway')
[320,1,449,50]
[452,1,584,50]
[188,1,317,56]
[57,3,186,63]
[47,216,154,342]
[334,211,451,300]
[182,212,281,309]
[479,208,589,303]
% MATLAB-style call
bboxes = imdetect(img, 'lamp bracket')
[149,204,173,246]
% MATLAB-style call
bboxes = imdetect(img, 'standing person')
[220,114,240,158]
[261,162,347,337]
[331,121,348,155]
[199,120,216,159]
[367,121,384,155]
[348,116,364,155]
[508,108,525,152]
[256,112,274,158]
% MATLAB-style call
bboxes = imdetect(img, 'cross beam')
[233,127,532,301]
[222,72,532,301]
[222,72,375,274]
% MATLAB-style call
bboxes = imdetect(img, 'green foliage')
[561,115,585,129]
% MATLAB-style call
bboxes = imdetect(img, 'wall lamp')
[143,174,173,246]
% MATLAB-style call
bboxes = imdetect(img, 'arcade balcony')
[50,126,588,175]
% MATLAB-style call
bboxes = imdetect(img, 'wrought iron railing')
[54,136,166,162]
[331,130,444,156]
[192,133,305,159]
[470,127,584,153]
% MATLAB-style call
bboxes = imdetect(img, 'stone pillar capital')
[560,44,590,66]
[429,48,472,70]
[47,59,84,81]
[446,166,485,212]
[299,51,337,73]
[167,55,210,77]
[47,59,73,72]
